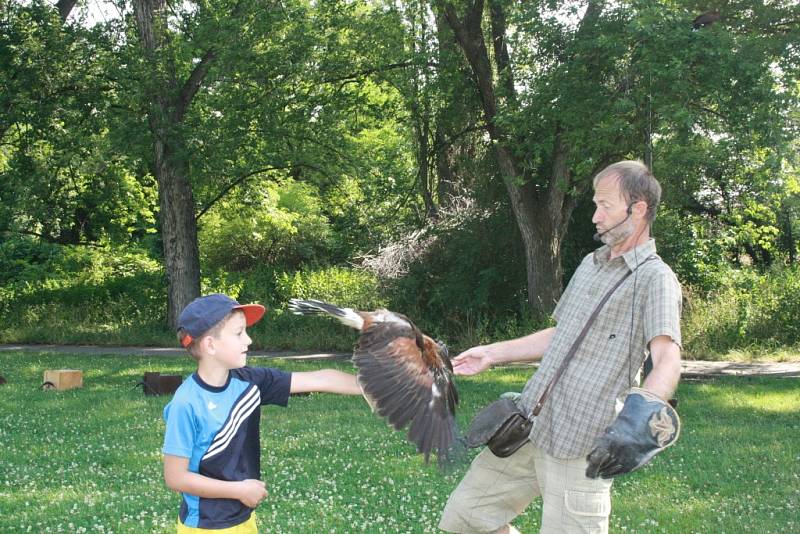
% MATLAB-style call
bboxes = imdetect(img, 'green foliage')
[0,237,168,345]
[683,265,800,356]
[274,266,386,310]
[199,178,334,271]
[384,208,541,340]
[1,1,157,245]
[653,208,733,290]
[2,0,800,355]
[200,265,387,352]
[184,0,418,265]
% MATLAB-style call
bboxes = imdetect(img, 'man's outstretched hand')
[451,346,494,376]
[586,388,680,479]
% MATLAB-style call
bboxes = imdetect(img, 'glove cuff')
[626,387,681,449]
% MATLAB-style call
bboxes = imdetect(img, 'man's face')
[210,311,252,369]
[592,175,634,246]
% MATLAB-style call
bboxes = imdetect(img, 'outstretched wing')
[354,314,459,465]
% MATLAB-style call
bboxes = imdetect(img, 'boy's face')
[209,311,252,369]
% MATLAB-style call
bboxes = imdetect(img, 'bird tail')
[287,299,364,330]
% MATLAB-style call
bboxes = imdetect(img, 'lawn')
[0,351,798,533]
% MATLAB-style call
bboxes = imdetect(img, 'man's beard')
[600,218,635,247]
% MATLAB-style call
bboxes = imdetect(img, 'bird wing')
[353,315,458,464]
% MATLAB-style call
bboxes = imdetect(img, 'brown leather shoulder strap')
[530,256,654,416]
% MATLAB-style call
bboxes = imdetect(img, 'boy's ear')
[198,334,216,355]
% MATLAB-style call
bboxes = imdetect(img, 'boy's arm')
[163,454,267,508]
[289,369,361,395]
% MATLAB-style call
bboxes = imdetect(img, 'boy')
[163,293,362,533]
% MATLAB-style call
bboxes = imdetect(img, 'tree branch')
[196,165,293,221]
[488,0,517,107]
[194,159,329,222]
[430,121,486,152]
[320,60,435,85]
[56,0,77,22]
[175,50,217,122]
[688,102,731,123]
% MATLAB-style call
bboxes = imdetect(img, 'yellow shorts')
[176,512,257,534]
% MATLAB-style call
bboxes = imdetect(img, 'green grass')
[0,352,798,533]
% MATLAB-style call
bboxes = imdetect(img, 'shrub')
[198,265,387,352]
[0,239,168,345]
[383,207,529,337]
[199,179,333,272]
[682,264,800,356]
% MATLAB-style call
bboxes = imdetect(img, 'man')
[439,161,682,534]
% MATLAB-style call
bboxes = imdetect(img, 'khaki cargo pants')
[439,441,613,533]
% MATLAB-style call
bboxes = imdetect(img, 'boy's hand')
[236,479,268,508]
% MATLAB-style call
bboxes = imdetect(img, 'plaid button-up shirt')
[519,238,682,459]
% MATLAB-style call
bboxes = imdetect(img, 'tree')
[129,0,424,326]
[1,1,157,247]
[435,0,608,315]
[0,0,78,143]
[131,0,223,328]
[434,0,800,315]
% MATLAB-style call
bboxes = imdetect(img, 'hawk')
[288,299,459,466]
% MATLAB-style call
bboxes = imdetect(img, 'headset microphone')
[593,204,633,242]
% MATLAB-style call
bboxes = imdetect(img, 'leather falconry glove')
[585,387,680,479]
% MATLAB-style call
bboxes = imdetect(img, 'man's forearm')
[642,336,681,400]
[485,327,555,365]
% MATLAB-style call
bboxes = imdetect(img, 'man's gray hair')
[593,160,661,224]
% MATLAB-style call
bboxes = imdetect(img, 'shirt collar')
[593,238,657,271]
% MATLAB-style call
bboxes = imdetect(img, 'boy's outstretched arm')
[163,454,267,508]
[290,369,361,395]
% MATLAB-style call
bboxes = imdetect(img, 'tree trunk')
[133,0,206,328]
[410,87,438,219]
[153,133,201,329]
[439,0,577,315]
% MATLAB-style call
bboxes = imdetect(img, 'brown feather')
[289,299,460,466]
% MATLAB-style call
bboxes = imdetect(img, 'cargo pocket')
[564,490,610,531]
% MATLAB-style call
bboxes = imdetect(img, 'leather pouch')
[466,397,533,458]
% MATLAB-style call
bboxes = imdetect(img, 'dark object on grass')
[0,375,6,385]
[136,372,182,396]
[288,298,459,467]
[693,10,721,29]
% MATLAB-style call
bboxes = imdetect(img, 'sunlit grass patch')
[0,353,797,533]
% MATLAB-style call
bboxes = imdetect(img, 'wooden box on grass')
[43,369,83,391]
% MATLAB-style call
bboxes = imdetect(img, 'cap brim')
[235,304,266,327]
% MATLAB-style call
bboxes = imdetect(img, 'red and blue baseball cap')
[178,294,266,348]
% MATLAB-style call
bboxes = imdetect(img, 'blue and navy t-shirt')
[162,366,292,529]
